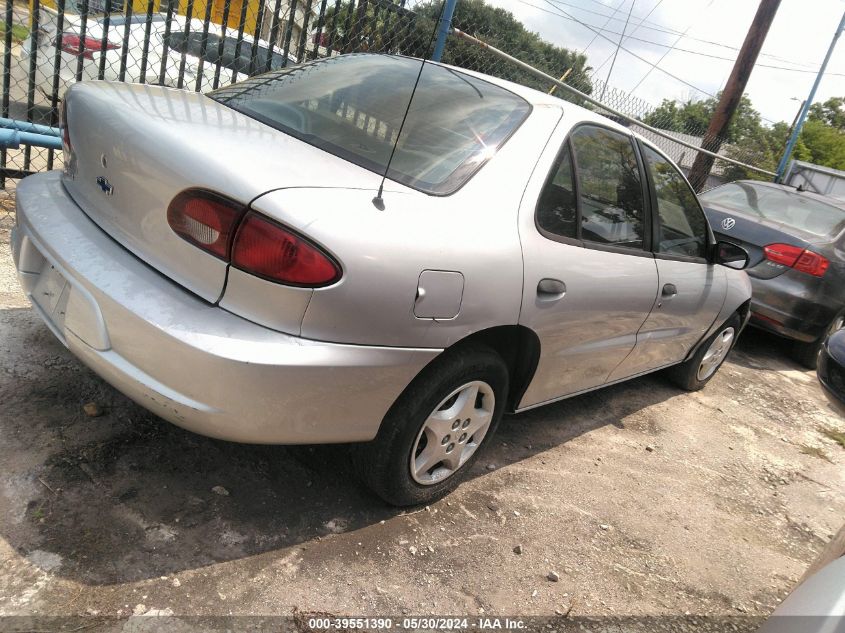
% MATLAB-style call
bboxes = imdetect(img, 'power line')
[579,0,626,55]
[537,0,719,98]
[542,0,819,69]
[601,0,637,99]
[520,0,845,76]
[630,0,715,94]
[592,0,665,77]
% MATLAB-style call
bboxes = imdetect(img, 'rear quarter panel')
[245,102,564,348]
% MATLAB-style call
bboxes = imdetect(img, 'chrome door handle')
[662,283,678,297]
[537,278,566,299]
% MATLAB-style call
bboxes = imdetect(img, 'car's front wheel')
[353,345,508,506]
[666,314,741,391]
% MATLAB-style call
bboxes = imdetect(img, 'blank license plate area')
[31,260,70,331]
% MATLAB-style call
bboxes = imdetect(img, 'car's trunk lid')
[703,203,828,280]
[62,81,384,302]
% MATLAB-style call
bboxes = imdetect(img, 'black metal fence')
[0,0,424,188]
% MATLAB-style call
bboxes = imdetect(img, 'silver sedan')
[11,53,752,506]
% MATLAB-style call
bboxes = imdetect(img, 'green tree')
[808,96,845,131]
[642,93,763,144]
[796,118,845,170]
[322,0,592,96]
[765,98,845,173]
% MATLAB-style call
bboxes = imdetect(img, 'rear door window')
[536,143,577,240]
[570,125,646,249]
[642,144,708,259]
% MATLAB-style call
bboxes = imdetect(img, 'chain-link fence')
[0,0,776,228]
[439,2,777,191]
[0,0,427,190]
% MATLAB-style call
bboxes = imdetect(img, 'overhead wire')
[520,0,845,77]
[629,0,716,94]
[600,0,638,99]
[537,0,720,98]
[542,0,821,69]
[592,0,664,77]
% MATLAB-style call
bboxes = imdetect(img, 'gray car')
[11,54,752,505]
[700,181,845,368]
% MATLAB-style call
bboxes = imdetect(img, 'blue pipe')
[431,0,458,62]
[775,10,845,182]
[0,128,63,150]
[0,116,61,137]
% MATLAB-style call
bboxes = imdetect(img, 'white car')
[160,19,299,92]
[23,7,301,100]
[23,6,170,99]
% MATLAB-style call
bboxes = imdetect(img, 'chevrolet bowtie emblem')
[96,176,114,196]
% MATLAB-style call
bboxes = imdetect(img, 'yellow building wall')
[31,0,257,34]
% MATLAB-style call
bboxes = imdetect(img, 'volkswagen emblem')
[721,217,736,230]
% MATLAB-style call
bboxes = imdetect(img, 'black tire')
[351,345,508,507]
[790,338,823,370]
[666,314,742,391]
[790,312,845,370]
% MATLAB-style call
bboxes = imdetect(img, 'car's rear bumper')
[12,171,441,444]
[748,275,842,343]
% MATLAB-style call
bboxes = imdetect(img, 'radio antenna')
[372,0,449,210]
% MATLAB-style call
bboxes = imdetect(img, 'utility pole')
[686,0,781,192]
[775,10,845,182]
[431,0,458,62]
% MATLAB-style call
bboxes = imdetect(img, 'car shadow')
[729,325,811,373]
[0,306,695,586]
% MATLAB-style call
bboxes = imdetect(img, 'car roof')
[720,180,845,210]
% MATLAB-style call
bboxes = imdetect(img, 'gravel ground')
[0,204,843,631]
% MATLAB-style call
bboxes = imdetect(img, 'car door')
[607,142,727,381]
[518,123,660,409]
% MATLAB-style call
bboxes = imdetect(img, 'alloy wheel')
[410,380,495,485]
[697,326,736,381]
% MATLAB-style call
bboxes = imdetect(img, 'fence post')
[430,0,456,62]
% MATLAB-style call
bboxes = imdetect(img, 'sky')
[482,0,845,126]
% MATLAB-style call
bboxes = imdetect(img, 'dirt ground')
[0,202,844,630]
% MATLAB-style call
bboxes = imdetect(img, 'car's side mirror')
[713,240,749,270]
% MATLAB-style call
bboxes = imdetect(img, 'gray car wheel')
[667,314,741,391]
[352,345,508,507]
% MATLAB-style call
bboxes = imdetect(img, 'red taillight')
[168,192,340,287]
[59,33,118,60]
[764,243,829,277]
[794,250,830,277]
[167,190,245,259]
[231,213,340,287]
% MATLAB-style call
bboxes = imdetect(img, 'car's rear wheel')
[352,345,508,506]
[666,314,741,391]
[791,313,845,370]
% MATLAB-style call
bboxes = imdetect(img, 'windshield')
[700,182,845,237]
[209,54,532,195]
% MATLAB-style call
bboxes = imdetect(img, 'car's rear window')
[701,182,845,237]
[209,54,532,195]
